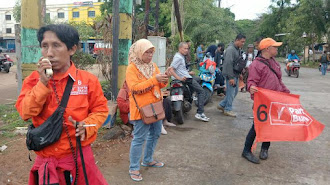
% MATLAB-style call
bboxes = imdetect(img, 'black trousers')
[163,97,172,122]
[243,123,270,153]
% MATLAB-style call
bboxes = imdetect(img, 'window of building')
[58,12,64,19]
[73,12,79,18]
[6,28,12,33]
[5,15,11,21]
[88,11,95,18]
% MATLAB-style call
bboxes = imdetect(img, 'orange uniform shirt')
[16,62,108,158]
[126,62,167,121]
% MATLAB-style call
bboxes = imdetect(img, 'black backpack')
[320,54,327,63]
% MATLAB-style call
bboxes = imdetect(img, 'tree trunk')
[173,0,184,41]
[144,0,150,38]
[171,3,176,36]
[154,0,160,35]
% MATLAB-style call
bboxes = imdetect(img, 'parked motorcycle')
[194,69,217,106]
[193,58,217,106]
[284,59,300,78]
[170,79,193,124]
[0,54,13,73]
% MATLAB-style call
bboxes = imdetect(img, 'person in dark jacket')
[217,34,246,117]
[206,44,218,59]
[214,43,225,95]
[242,38,290,164]
[214,43,225,68]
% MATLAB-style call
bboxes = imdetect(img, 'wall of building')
[68,2,102,24]
[0,8,17,50]
[0,1,104,51]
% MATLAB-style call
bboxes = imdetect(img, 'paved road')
[103,62,330,185]
[1,62,329,184]
[104,63,329,185]
[0,64,18,105]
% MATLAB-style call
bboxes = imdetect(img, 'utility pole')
[155,0,160,35]
[112,0,119,99]
[19,0,45,93]
[144,0,150,38]
[114,0,133,98]
[15,24,22,94]
[218,0,221,8]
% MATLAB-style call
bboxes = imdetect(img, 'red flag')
[253,88,324,149]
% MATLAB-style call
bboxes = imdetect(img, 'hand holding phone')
[42,58,53,78]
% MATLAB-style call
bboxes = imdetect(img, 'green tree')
[183,0,236,47]
[286,0,329,60]
[69,21,96,41]
[235,19,258,50]
[13,0,21,23]
[100,0,113,15]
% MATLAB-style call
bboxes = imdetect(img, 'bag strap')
[59,77,74,108]
[150,103,158,119]
[132,93,141,111]
[258,60,279,79]
[76,133,89,185]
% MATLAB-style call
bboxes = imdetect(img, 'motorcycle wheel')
[5,66,10,73]
[174,109,184,125]
[295,70,299,78]
[203,87,212,105]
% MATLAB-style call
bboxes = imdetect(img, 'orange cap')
[259,38,282,50]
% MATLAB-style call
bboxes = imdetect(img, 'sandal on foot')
[129,171,143,182]
[141,161,164,168]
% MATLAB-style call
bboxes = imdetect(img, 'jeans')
[129,119,162,171]
[243,123,270,153]
[219,77,239,111]
[186,78,205,114]
[321,63,328,75]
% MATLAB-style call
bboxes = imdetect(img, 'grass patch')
[0,104,30,141]
[300,61,319,68]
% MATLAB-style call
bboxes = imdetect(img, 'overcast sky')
[0,0,272,20]
[221,0,272,20]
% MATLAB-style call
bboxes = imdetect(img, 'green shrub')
[72,50,96,70]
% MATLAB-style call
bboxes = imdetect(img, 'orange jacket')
[15,62,108,158]
[126,63,167,121]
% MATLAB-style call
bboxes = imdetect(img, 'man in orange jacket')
[16,24,109,185]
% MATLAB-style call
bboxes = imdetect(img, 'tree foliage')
[13,0,21,23]
[235,19,258,49]
[69,21,96,41]
[182,0,236,47]
[252,0,329,57]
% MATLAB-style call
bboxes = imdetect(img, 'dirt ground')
[0,133,132,185]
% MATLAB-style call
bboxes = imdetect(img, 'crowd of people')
[16,23,317,184]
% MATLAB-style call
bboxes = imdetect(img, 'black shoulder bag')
[233,52,247,74]
[26,77,74,151]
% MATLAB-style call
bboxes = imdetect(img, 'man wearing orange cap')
[242,38,290,164]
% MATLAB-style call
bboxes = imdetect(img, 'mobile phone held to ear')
[42,58,53,78]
